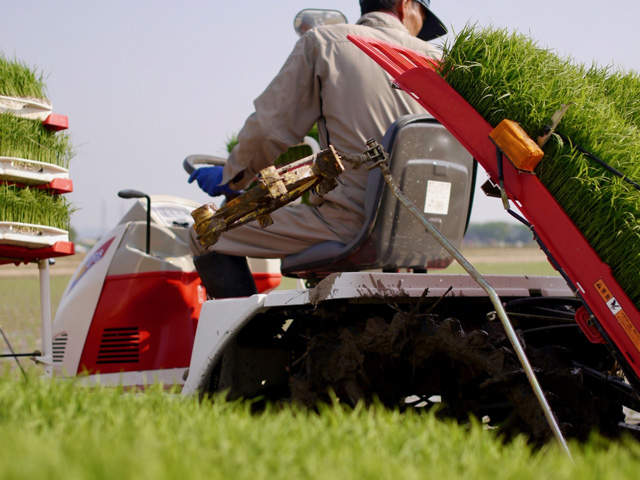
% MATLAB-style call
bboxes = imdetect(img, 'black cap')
[412,0,447,41]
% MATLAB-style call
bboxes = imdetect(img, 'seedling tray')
[0,156,69,185]
[0,221,68,249]
[0,94,52,121]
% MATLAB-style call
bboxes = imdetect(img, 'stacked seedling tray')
[0,54,76,374]
[0,53,74,265]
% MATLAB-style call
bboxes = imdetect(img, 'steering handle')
[183,154,227,175]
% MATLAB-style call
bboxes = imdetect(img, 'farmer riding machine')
[51,12,640,447]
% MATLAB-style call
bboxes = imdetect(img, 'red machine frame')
[348,34,640,387]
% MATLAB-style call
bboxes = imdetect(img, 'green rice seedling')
[0,374,639,480]
[225,134,313,166]
[439,26,640,308]
[0,184,73,230]
[0,52,47,99]
[226,124,319,165]
[600,68,640,127]
[225,133,238,154]
[0,112,73,168]
[225,125,320,204]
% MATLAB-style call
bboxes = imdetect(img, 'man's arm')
[220,34,325,190]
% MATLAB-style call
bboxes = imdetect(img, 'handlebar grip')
[183,154,227,175]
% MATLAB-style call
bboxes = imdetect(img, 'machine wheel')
[285,299,634,444]
[207,297,638,444]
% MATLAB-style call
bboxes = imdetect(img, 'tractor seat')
[280,114,476,280]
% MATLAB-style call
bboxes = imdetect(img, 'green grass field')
[439,246,559,275]
[0,375,639,479]
[1,250,639,479]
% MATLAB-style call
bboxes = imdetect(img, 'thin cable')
[560,134,640,191]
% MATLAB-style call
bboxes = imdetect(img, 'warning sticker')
[607,297,622,315]
[615,310,640,348]
[424,180,451,215]
[594,278,640,352]
[594,279,612,302]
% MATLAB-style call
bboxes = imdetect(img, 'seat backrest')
[281,114,475,279]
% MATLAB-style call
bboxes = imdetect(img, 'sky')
[3,0,639,238]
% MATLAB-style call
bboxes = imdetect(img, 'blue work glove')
[188,166,239,197]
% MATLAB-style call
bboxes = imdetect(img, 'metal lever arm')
[191,145,345,249]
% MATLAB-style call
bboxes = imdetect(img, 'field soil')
[0,246,551,278]
[0,254,84,277]
[456,246,549,264]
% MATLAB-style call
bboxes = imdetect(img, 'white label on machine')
[606,297,622,315]
[424,180,451,215]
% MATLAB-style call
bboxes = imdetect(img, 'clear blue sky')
[3,0,639,237]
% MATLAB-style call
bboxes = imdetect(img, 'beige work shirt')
[206,12,440,258]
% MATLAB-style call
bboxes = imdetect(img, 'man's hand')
[188,166,239,197]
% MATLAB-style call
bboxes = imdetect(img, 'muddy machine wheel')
[200,277,636,444]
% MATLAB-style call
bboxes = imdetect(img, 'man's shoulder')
[307,14,438,56]
[308,21,372,45]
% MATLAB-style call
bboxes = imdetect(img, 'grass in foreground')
[0,373,639,480]
[0,258,638,478]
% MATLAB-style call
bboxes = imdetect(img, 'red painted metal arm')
[0,241,75,266]
[348,34,640,383]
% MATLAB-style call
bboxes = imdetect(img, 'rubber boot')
[193,251,258,299]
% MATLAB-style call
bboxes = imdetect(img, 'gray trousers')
[189,201,362,258]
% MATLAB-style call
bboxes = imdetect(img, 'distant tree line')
[463,222,535,246]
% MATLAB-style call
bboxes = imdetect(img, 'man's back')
[309,12,439,155]
[303,12,440,214]
[225,12,440,220]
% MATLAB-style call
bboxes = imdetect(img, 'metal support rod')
[117,190,151,254]
[495,148,511,210]
[373,159,573,460]
[0,352,41,358]
[38,259,53,376]
[145,196,151,255]
[0,324,27,379]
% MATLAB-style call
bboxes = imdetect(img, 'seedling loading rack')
[0,109,74,375]
[348,34,640,391]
